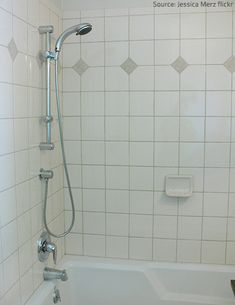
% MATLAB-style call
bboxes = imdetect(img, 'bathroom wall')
[62,4,235,265]
[0,1,64,304]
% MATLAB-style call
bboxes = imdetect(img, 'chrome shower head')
[77,23,92,35]
[55,23,92,52]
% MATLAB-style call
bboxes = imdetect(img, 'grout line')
[77,12,84,256]
[66,163,235,169]
[61,37,235,44]
[225,10,234,264]
[66,210,233,218]
[127,8,131,260]
[200,9,208,263]
[63,138,235,144]
[63,114,235,118]
[62,10,233,20]
[12,7,22,300]
[66,231,231,243]
[64,187,235,194]
[64,186,235,194]
[103,14,107,257]
[152,12,156,261]
[175,9,181,263]
[62,89,235,93]
[63,63,235,68]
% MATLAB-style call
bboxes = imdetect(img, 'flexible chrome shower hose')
[43,59,75,238]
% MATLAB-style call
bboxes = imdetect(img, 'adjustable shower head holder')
[39,168,54,180]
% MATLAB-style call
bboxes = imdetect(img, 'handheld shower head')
[55,23,92,52]
[77,23,92,35]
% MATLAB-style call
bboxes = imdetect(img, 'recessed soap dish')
[165,175,193,198]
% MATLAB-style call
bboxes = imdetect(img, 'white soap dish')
[165,175,193,198]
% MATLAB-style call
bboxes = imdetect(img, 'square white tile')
[130,214,153,238]
[130,142,154,166]
[130,191,153,215]
[130,15,154,40]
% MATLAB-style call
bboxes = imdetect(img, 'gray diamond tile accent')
[121,57,138,74]
[8,38,18,61]
[224,56,235,73]
[73,58,89,76]
[171,56,188,73]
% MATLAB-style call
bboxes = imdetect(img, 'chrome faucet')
[44,267,68,281]
[44,240,57,264]
[38,231,57,264]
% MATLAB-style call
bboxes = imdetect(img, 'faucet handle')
[46,241,57,265]
[38,231,57,264]
[53,246,57,265]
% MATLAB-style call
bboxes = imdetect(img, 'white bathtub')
[26,255,235,305]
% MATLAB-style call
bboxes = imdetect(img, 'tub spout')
[43,267,68,281]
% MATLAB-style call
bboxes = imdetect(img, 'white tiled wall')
[63,5,235,265]
[0,1,64,304]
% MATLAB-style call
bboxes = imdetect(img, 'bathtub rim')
[59,255,235,273]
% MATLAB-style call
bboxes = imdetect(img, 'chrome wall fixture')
[43,267,68,281]
[53,287,61,304]
[37,23,92,239]
[39,168,54,180]
[38,25,55,151]
[38,231,57,264]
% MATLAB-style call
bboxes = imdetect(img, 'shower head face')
[76,23,92,35]
[55,23,92,52]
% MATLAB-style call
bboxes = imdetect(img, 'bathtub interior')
[63,267,158,305]
[26,258,235,305]
[55,260,235,305]
[150,268,235,299]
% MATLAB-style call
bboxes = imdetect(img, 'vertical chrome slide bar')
[38,25,55,151]
[46,31,52,144]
